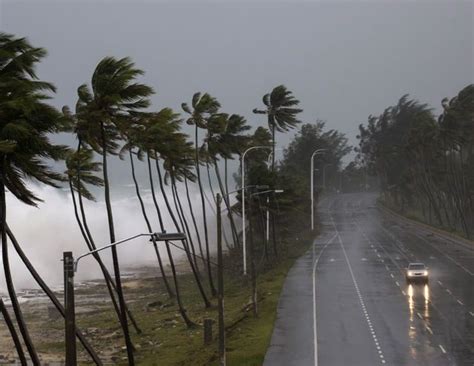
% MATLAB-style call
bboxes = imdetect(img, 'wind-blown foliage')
[357,85,474,237]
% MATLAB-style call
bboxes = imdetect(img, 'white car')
[406,263,429,284]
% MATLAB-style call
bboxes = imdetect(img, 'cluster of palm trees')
[357,85,474,238]
[0,32,305,364]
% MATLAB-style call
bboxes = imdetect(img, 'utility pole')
[216,194,226,366]
[64,251,77,366]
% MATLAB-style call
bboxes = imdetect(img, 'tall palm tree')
[141,109,212,322]
[0,32,72,364]
[63,105,142,336]
[76,56,153,364]
[160,127,212,309]
[119,121,175,298]
[182,93,220,296]
[205,113,250,249]
[65,147,142,336]
[253,85,302,168]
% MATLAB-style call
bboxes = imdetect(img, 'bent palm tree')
[0,32,70,365]
[119,121,175,298]
[76,56,153,364]
[182,92,220,296]
[206,113,250,249]
[253,85,302,168]
[142,109,211,323]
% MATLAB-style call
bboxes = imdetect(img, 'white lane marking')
[336,232,386,364]
[457,299,464,306]
[426,326,433,335]
[395,281,400,287]
[417,312,423,319]
[390,273,394,278]
[312,233,338,366]
[402,290,406,296]
[469,311,474,317]
[439,345,447,354]
[446,289,452,295]
[437,281,443,287]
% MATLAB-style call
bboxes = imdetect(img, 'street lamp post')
[241,145,271,275]
[311,149,325,231]
[248,189,283,317]
[64,232,185,364]
[265,150,283,244]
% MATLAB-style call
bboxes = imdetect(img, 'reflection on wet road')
[264,192,474,366]
[315,193,474,366]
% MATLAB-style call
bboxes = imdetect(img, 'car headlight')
[423,270,428,276]
[408,271,414,276]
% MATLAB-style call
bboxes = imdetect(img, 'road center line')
[312,232,338,366]
[336,229,386,364]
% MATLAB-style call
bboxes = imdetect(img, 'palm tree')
[160,127,212,309]
[76,56,153,364]
[141,109,212,323]
[182,92,220,296]
[253,85,302,168]
[0,32,70,364]
[65,146,142,336]
[119,121,175,298]
[205,113,250,249]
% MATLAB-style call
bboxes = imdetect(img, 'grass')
[378,198,470,241]
[10,230,313,365]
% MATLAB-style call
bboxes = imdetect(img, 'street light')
[262,189,284,243]
[247,189,283,317]
[63,231,184,364]
[241,145,271,275]
[311,149,326,231]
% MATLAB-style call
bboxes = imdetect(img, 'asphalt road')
[264,192,474,366]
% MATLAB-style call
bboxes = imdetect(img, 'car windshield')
[408,264,426,270]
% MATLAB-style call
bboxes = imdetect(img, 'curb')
[377,203,474,251]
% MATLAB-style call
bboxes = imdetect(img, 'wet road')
[264,192,474,366]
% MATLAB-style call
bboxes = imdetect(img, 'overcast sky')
[1,0,473,178]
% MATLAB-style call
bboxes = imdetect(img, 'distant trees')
[357,85,474,238]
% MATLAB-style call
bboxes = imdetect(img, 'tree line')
[357,84,474,238]
[0,32,351,364]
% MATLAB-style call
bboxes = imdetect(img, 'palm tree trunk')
[147,154,165,230]
[224,158,229,196]
[171,178,200,275]
[100,123,134,365]
[195,126,217,296]
[155,158,211,308]
[214,162,240,248]
[184,176,206,270]
[6,223,103,365]
[207,164,231,249]
[0,298,27,365]
[206,162,217,206]
[72,141,124,328]
[171,176,211,308]
[129,151,174,298]
[74,180,141,335]
[154,155,181,230]
[70,178,127,329]
[147,155,197,326]
[0,176,40,365]
[170,180,196,264]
